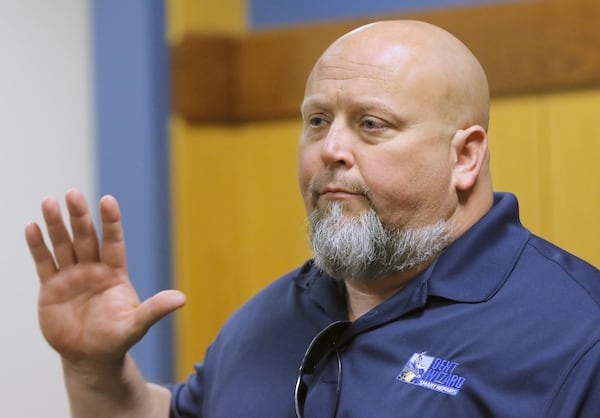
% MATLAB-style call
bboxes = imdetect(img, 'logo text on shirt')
[396,352,466,396]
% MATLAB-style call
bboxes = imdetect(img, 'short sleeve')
[168,362,206,418]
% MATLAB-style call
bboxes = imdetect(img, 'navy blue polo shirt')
[170,193,600,417]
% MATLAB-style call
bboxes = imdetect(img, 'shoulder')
[217,260,317,333]
[523,234,600,305]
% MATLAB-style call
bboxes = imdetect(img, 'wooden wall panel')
[488,96,549,234]
[167,0,245,42]
[171,118,310,376]
[542,90,600,266]
[490,89,600,268]
[489,89,600,268]
[171,36,238,123]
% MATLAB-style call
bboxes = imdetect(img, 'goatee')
[309,201,451,281]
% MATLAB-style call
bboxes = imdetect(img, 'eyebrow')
[355,100,397,115]
[300,97,327,114]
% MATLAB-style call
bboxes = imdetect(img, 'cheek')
[359,156,452,224]
[359,154,417,197]
[297,144,320,209]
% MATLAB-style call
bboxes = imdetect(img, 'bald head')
[299,20,494,249]
[307,20,490,131]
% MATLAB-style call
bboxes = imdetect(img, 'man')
[26,20,600,417]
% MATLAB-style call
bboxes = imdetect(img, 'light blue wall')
[92,0,172,383]
[249,0,517,28]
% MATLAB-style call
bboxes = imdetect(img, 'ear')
[450,125,488,191]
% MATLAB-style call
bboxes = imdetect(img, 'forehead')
[309,42,415,84]
[302,44,433,112]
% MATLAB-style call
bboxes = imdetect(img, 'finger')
[24,222,58,281]
[99,195,127,270]
[65,189,100,264]
[41,196,77,268]
[133,290,186,335]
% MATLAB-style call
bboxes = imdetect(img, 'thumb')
[135,290,186,332]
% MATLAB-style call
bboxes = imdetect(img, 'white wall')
[0,1,94,416]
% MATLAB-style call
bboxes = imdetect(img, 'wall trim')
[172,0,600,124]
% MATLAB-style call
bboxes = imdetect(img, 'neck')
[344,263,429,320]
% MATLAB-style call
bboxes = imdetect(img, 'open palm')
[26,190,184,366]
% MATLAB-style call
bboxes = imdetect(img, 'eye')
[360,117,386,131]
[307,115,328,128]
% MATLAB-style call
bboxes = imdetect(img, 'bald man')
[26,20,600,418]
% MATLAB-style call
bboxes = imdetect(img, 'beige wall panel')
[541,89,600,267]
[488,96,549,234]
[169,0,249,380]
[236,120,311,297]
[171,119,247,377]
[171,118,310,378]
[168,0,245,42]
[489,91,600,267]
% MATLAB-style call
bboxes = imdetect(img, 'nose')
[320,121,355,169]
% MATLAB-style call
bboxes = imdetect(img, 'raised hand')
[25,189,185,367]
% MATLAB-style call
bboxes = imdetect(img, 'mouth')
[307,171,371,208]
[319,187,362,199]
[313,185,368,207]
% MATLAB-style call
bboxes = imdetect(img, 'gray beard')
[309,201,452,281]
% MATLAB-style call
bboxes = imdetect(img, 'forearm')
[63,354,170,418]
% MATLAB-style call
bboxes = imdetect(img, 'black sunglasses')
[294,320,352,418]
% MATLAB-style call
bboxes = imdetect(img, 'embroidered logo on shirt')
[396,352,466,396]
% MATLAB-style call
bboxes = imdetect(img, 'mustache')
[308,170,372,206]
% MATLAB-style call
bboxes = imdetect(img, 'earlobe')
[451,125,488,191]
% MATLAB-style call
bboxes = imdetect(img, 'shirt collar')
[425,192,530,302]
[294,260,348,320]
